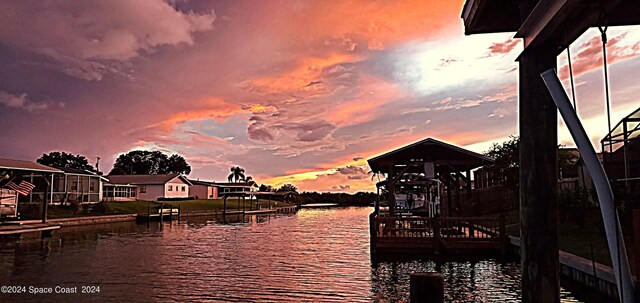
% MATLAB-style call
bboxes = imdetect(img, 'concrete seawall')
[19,206,298,228]
[510,236,626,301]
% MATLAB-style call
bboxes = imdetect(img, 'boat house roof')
[367,137,493,173]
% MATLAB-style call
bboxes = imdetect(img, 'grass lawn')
[43,199,294,219]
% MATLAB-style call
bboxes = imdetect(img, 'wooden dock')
[136,207,180,222]
[369,213,508,258]
[0,222,61,237]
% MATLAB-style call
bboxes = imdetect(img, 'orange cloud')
[273,1,464,51]
[248,53,357,95]
[325,76,410,127]
[141,97,244,133]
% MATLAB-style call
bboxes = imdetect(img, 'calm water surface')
[0,207,584,302]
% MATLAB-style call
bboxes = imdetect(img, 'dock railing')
[370,214,508,256]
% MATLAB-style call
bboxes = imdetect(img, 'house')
[106,174,192,201]
[189,179,219,200]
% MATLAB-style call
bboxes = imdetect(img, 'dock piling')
[410,272,444,303]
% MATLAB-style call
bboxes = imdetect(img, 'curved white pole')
[541,69,635,303]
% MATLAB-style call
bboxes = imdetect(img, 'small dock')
[0,222,61,238]
[136,207,180,222]
[369,214,508,258]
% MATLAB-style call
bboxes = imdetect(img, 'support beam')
[518,45,559,303]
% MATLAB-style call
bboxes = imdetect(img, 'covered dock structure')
[367,138,508,258]
[367,137,494,217]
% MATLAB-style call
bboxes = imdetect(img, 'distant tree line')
[295,191,376,206]
[36,150,191,175]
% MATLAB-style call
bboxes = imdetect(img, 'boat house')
[367,138,509,258]
[367,137,495,217]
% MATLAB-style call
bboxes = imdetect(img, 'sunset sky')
[1,0,639,192]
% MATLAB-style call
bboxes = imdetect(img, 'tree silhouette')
[110,150,191,175]
[37,152,95,172]
[277,183,298,193]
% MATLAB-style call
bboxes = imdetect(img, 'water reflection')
[0,207,584,302]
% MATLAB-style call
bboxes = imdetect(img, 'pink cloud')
[0,0,215,80]
[559,32,640,79]
[486,39,521,57]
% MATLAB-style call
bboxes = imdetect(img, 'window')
[224,188,230,193]
[139,186,146,193]
[168,185,173,191]
[181,186,185,192]
[72,182,78,191]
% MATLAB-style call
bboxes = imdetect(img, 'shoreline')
[7,206,298,229]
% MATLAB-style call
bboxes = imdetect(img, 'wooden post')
[518,44,559,303]
[41,173,48,224]
[433,218,441,254]
[466,169,472,194]
[388,165,395,216]
[160,203,164,223]
[446,178,452,217]
[375,186,380,214]
[410,272,444,303]
[633,209,640,277]
[223,196,227,216]
[369,212,377,256]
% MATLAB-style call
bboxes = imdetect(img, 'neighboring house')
[106,174,192,201]
[189,179,219,200]
[1,159,107,204]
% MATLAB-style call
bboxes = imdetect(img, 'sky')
[1,0,639,193]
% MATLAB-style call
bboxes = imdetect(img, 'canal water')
[0,207,584,302]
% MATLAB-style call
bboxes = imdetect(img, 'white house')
[106,174,192,201]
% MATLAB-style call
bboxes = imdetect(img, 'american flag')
[5,180,36,196]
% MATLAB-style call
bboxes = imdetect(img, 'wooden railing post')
[469,219,475,238]
[499,214,507,253]
[434,218,441,254]
[369,212,377,255]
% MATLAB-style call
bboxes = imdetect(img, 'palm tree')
[244,176,256,187]
[227,166,246,183]
[368,170,383,182]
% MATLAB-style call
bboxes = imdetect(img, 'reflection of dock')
[0,222,61,238]
[369,214,508,258]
